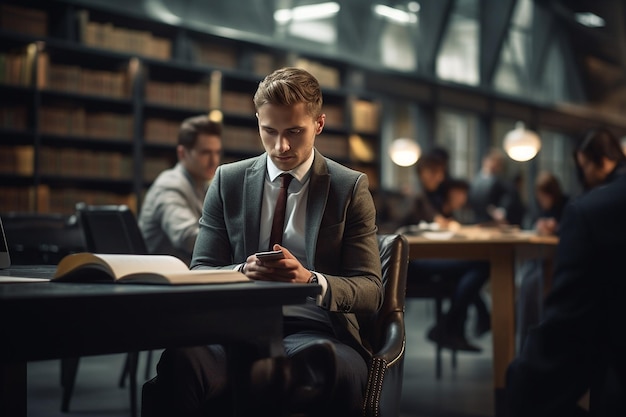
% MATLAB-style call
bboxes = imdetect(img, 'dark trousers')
[154,319,368,417]
[409,259,490,336]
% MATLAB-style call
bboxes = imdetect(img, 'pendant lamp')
[503,122,541,162]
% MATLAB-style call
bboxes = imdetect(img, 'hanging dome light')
[503,122,541,162]
[389,138,421,167]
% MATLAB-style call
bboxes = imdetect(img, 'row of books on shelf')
[0,4,47,37]
[0,49,35,87]
[144,157,174,182]
[0,185,48,213]
[294,58,341,89]
[78,10,172,60]
[145,80,211,109]
[314,134,350,160]
[1,142,173,187]
[193,43,237,69]
[48,188,137,215]
[352,100,380,134]
[222,126,264,153]
[0,184,137,215]
[1,4,349,95]
[221,90,255,115]
[38,54,130,98]
[40,107,134,139]
[0,105,27,130]
[144,118,180,145]
[0,145,34,175]
[39,146,133,179]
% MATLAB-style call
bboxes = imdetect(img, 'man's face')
[257,102,324,172]
[180,133,222,182]
[576,152,608,189]
[535,190,554,211]
[419,166,445,192]
[448,188,468,211]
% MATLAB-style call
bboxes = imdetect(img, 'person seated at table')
[437,177,474,229]
[516,171,569,349]
[506,157,626,417]
[150,67,383,417]
[139,115,222,265]
[469,148,525,226]
[574,127,626,192]
[400,152,490,352]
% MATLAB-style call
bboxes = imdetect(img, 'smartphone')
[255,250,285,261]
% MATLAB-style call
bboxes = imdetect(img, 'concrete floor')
[26,298,495,417]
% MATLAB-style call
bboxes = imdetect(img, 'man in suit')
[506,168,626,416]
[153,67,383,416]
[139,115,222,265]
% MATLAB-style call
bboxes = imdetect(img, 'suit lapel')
[306,150,330,267]
[244,156,266,255]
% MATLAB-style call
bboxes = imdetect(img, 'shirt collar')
[266,149,315,183]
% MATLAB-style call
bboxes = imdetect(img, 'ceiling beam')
[418,0,455,75]
[479,0,517,86]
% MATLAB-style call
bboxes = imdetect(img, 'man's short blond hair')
[253,67,323,117]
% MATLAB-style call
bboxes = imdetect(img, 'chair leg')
[144,350,153,380]
[60,357,80,412]
[119,353,129,388]
[127,352,139,417]
[435,297,443,379]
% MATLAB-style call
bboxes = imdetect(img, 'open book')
[53,253,250,285]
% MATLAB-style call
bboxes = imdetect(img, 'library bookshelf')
[0,1,381,214]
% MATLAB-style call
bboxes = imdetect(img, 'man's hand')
[242,244,313,283]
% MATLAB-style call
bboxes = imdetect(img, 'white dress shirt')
[263,149,331,323]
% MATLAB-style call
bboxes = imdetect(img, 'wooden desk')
[405,228,558,417]
[0,278,320,417]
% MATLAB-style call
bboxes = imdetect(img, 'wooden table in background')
[405,228,558,417]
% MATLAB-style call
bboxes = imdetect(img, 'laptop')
[0,216,10,269]
[0,215,55,281]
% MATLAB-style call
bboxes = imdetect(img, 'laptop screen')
[0,216,11,269]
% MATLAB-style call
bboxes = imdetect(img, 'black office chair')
[361,233,409,417]
[61,203,152,417]
[1,211,84,265]
[141,234,408,417]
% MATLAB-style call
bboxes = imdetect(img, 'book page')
[54,252,189,281]
[94,254,190,278]
[118,269,250,285]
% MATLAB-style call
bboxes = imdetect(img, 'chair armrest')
[372,312,405,364]
[363,312,405,417]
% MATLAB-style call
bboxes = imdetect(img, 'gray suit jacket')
[191,149,383,358]
[139,163,205,265]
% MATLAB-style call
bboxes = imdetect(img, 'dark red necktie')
[268,173,293,250]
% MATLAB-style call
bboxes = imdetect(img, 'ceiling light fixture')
[373,4,417,25]
[574,12,605,28]
[274,2,340,24]
[389,138,421,167]
[503,122,541,162]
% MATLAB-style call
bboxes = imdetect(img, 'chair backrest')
[372,234,409,351]
[2,212,85,264]
[75,203,148,255]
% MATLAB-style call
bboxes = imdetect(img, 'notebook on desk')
[0,215,53,282]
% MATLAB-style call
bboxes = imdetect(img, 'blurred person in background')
[139,115,222,265]
[399,150,490,351]
[469,148,525,226]
[574,127,626,192]
[507,161,626,417]
[516,171,569,349]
